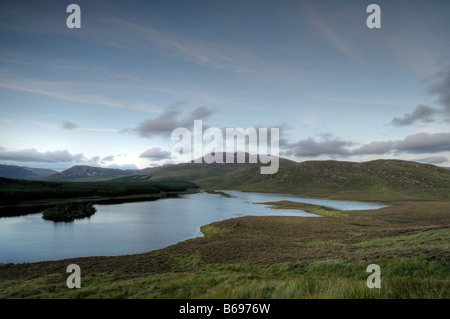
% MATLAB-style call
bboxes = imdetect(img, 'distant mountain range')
[1,154,450,201]
[0,164,158,182]
[0,153,283,182]
[43,165,160,182]
[0,165,57,180]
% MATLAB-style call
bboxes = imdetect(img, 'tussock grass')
[200,224,234,237]
[1,257,447,299]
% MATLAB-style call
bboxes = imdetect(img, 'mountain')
[39,153,291,183]
[195,159,450,201]
[24,167,59,178]
[135,166,161,174]
[21,154,450,201]
[0,165,57,180]
[110,154,450,200]
[43,165,162,182]
[44,165,128,182]
[113,153,295,183]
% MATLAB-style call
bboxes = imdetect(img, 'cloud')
[429,68,450,113]
[390,105,438,127]
[132,103,186,137]
[131,102,216,138]
[139,147,171,160]
[101,155,115,162]
[284,133,355,157]
[62,121,79,130]
[309,15,364,66]
[88,17,255,74]
[413,156,448,164]
[395,132,450,154]
[390,67,450,126]
[251,122,292,147]
[0,81,160,113]
[60,120,119,133]
[0,148,84,163]
[283,132,450,158]
[351,141,396,155]
[188,106,216,120]
[0,147,117,168]
[107,163,138,170]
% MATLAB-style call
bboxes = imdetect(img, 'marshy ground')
[0,199,448,299]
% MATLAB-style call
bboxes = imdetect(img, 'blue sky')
[0,0,449,170]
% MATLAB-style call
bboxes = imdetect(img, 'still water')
[0,190,385,263]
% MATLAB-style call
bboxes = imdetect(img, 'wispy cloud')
[312,95,416,106]
[85,16,252,74]
[61,120,119,133]
[0,80,160,113]
[18,119,118,134]
[413,156,448,165]
[309,16,365,66]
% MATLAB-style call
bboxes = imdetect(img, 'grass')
[259,200,349,217]
[0,258,447,299]
[0,199,448,299]
[200,224,235,237]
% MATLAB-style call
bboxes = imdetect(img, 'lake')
[0,190,385,263]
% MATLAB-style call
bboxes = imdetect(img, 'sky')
[0,0,449,171]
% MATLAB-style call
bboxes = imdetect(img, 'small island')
[42,202,96,222]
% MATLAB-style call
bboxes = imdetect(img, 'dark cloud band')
[283,132,450,158]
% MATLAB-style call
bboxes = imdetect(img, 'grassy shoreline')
[258,200,350,218]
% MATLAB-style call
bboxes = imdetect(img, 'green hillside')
[116,162,247,182]
[196,159,450,201]
[112,157,450,201]
[147,154,295,181]
[111,157,450,201]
